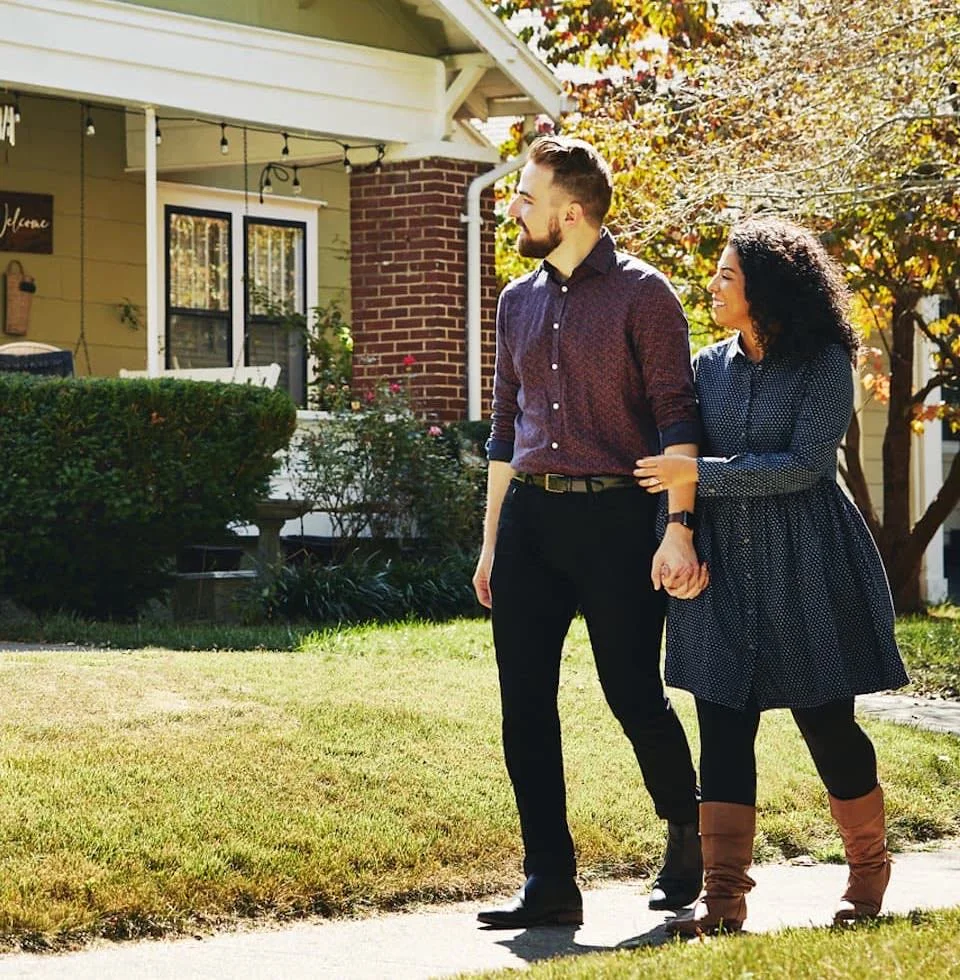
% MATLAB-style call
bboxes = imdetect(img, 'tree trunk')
[881,295,923,613]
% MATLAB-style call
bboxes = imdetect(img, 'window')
[158,184,318,407]
[245,218,307,405]
[165,207,232,369]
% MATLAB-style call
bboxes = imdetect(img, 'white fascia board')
[0,0,445,144]
[430,0,565,119]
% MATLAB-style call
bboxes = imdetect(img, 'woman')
[634,217,908,936]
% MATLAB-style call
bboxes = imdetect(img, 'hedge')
[0,375,296,617]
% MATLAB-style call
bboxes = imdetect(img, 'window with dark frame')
[165,206,232,369]
[244,217,307,406]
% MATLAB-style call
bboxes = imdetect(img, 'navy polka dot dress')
[664,336,909,710]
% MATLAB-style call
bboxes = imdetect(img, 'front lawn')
[0,620,957,949]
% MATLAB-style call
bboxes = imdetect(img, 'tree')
[487,0,960,610]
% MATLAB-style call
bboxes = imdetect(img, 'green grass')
[464,908,960,979]
[897,607,960,698]
[2,604,958,701]
[0,619,957,950]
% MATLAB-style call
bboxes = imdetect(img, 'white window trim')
[156,182,319,381]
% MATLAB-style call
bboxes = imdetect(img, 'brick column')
[350,158,498,422]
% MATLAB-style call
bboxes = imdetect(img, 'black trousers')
[490,480,699,877]
[695,696,878,806]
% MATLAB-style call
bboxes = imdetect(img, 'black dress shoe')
[648,820,704,910]
[477,874,583,928]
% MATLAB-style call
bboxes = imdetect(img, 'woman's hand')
[633,454,699,493]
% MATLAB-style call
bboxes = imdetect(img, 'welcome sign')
[0,191,53,254]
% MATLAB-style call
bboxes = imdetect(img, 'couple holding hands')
[471,135,908,936]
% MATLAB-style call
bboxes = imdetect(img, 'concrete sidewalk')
[1,846,959,980]
[0,691,956,979]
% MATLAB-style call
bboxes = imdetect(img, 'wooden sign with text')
[0,191,53,254]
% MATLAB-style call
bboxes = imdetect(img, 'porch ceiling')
[1,0,566,166]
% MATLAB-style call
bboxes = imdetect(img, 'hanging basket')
[4,260,36,336]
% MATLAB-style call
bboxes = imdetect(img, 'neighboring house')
[0,0,565,422]
[855,303,960,603]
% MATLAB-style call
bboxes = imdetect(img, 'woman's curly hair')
[728,217,860,364]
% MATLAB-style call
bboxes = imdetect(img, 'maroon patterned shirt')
[488,229,700,475]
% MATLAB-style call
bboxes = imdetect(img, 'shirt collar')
[542,226,617,282]
[724,333,748,364]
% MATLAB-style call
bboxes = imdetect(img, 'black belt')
[514,473,637,493]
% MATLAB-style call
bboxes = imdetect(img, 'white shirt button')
[553,322,559,330]
[561,285,568,293]
[552,402,560,410]
[551,441,559,449]
[551,363,558,370]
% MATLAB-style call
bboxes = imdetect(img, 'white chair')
[119,363,282,388]
[0,341,62,354]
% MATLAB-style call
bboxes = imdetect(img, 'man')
[473,135,705,928]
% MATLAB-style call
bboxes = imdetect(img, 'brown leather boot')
[829,784,891,924]
[666,802,756,937]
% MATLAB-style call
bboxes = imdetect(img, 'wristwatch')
[666,510,697,530]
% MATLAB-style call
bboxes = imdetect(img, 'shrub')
[258,551,479,624]
[0,375,296,617]
[291,379,486,557]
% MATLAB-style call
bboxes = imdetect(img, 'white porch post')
[144,105,161,376]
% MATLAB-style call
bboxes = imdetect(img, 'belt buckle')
[543,473,569,493]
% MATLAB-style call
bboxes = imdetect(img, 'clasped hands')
[634,453,708,601]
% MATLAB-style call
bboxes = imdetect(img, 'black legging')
[696,696,878,806]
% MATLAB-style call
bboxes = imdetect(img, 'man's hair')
[527,136,613,226]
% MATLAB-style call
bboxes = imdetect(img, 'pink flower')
[402,354,417,367]
[428,425,443,437]
[364,390,376,403]
[389,382,402,394]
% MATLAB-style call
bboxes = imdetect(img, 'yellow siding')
[0,96,146,378]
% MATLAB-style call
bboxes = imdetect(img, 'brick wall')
[350,158,498,421]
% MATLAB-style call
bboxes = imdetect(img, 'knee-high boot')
[829,784,891,923]
[666,802,756,936]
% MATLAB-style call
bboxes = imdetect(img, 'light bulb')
[281,133,290,158]
[219,123,229,155]
[292,169,302,195]
[85,112,96,137]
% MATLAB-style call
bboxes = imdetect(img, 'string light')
[281,132,290,158]
[257,143,384,201]
[155,120,162,146]
[12,93,20,124]
[343,148,352,174]
[219,122,229,155]
[84,106,95,137]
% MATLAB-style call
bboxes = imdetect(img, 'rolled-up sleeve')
[635,275,701,448]
[486,289,519,462]
[698,345,853,497]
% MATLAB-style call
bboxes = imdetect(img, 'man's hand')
[473,548,494,608]
[652,526,709,599]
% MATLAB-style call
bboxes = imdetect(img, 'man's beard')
[517,217,562,259]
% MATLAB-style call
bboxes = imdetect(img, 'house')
[855,302,960,603]
[0,0,566,423]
